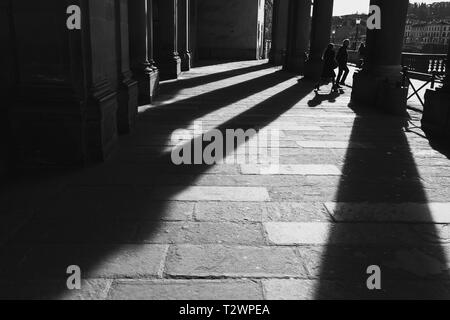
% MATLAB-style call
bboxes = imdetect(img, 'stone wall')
[5,0,125,167]
[197,0,264,60]
[7,0,87,167]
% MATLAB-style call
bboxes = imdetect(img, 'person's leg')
[315,78,322,91]
[341,65,350,84]
[331,77,337,92]
[336,67,343,84]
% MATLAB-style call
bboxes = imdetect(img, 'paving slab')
[144,186,271,202]
[325,202,450,223]
[165,245,307,278]
[0,279,113,300]
[195,202,266,222]
[264,222,450,245]
[2,245,169,280]
[134,221,265,245]
[296,141,372,149]
[297,245,450,281]
[108,280,263,300]
[240,164,342,175]
[263,279,450,300]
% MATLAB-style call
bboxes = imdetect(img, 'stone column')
[129,0,159,104]
[270,0,289,66]
[155,0,181,80]
[147,0,157,70]
[284,0,312,74]
[178,0,191,71]
[304,0,334,79]
[0,0,14,175]
[84,0,121,162]
[189,0,198,65]
[423,39,450,137]
[115,0,138,134]
[351,0,410,114]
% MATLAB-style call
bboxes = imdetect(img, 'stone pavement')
[1,60,450,300]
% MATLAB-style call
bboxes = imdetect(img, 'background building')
[332,2,450,54]
[405,21,450,52]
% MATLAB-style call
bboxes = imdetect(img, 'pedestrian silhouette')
[358,43,366,68]
[336,39,350,86]
[314,43,339,93]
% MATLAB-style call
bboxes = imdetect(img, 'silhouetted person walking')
[358,43,366,68]
[336,39,350,86]
[315,43,338,93]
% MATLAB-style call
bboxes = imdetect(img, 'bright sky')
[333,0,449,16]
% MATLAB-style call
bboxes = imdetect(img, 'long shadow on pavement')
[0,65,314,299]
[313,103,450,299]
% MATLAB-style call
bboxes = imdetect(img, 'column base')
[422,88,450,140]
[351,70,408,115]
[9,81,120,167]
[117,73,139,134]
[284,54,307,74]
[304,59,324,80]
[9,85,90,167]
[181,52,192,72]
[149,69,160,103]
[158,55,181,81]
[134,67,160,105]
[270,50,286,66]
[86,80,119,162]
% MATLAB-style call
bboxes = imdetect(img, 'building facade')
[405,20,450,51]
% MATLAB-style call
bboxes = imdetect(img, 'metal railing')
[347,52,447,78]
[339,51,447,109]
[401,53,447,79]
[401,53,447,109]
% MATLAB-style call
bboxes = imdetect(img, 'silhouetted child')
[315,43,338,93]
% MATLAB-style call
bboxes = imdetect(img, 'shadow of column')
[0,65,315,299]
[313,104,450,299]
